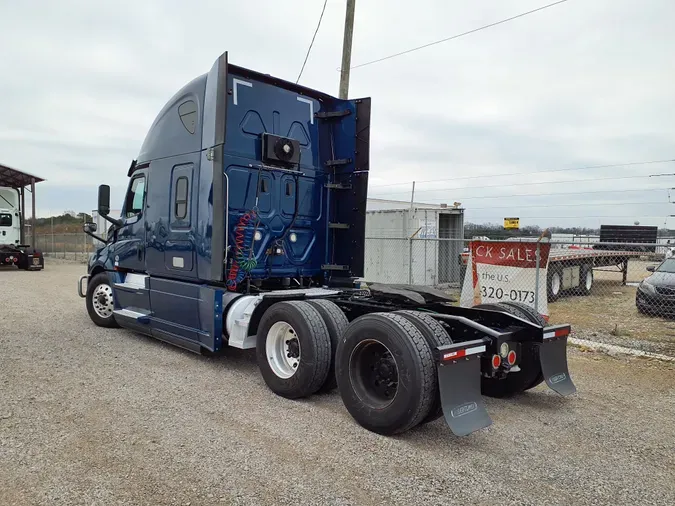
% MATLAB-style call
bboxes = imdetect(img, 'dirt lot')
[1,262,674,506]
[548,259,675,356]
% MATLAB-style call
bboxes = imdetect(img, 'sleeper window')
[178,100,197,134]
[175,176,189,219]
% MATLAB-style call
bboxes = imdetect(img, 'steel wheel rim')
[585,270,593,290]
[349,339,399,409]
[551,273,561,295]
[266,321,300,379]
[92,284,114,319]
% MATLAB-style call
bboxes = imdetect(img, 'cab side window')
[125,176,146,218]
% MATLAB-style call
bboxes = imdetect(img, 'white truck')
[0,164,45,270]
[0,187,21,247]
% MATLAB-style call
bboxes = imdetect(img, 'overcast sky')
[1,0,673,228]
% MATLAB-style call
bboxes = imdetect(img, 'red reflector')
[12,257,18,263]
[507,350,517,365]
[555,328,569,338]
[491,354,501,369]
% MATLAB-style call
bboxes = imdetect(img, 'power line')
[468,201,665,211]
[369,174,673,198]
[370,158,675,189]
[464,214,666,220]
[382,187,665,202]
[467,202,669,211]
[348,0,570,70]
[296,0,329,84]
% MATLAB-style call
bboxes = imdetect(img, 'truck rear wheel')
[256,301,332,400]
[85,272,119,328]
[547,266,562,302]
[575,264,593,296]
[306,299,348,393]
[395,310,452,425]
[335,312,435,435]
[474,302,544,398]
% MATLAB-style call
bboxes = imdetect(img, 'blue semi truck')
[78,51,576,437]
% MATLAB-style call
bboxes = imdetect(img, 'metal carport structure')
[0,163,45,247]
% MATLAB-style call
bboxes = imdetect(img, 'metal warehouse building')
[364,198,465,287]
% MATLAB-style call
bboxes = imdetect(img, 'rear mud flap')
[539,336,576,396]
[436,340,492,436]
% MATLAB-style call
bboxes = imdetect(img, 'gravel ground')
[1,263,674,506]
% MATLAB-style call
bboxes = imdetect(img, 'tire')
[17,252,28,270]
[474,302,544,397]
[499,301,548,327]
[547,266,562,302]
[576,264,593,296]
[17,248,44,270]
[395,310,452,425]
[335,312,436,435]
[256,301,332,400]
[85,272,119,328]
[306,299,348,393]
[498,301,548,392]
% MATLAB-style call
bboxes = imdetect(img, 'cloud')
[0,0,673,229]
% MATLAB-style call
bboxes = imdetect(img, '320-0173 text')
[481,286,535,303]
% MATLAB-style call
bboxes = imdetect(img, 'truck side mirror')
[83,222,97,234]
[98,185,111,216]
[97,185,122,227]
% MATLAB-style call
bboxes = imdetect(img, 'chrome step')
[113,308,151,323]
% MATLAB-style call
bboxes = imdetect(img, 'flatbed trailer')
[461,244,645,301]
[77,51,576,438]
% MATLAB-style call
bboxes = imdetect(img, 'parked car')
[636,258,675,317]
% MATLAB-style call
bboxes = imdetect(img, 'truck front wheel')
[85,272,119,328]
[256,301,332,399]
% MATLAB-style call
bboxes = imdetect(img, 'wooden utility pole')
[339,0,356,99]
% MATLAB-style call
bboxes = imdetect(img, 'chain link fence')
[33,233,96,262]
[29,231,674,354]
[364,236,675,356]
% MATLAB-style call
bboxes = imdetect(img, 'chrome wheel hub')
[92,284,114,319]
[266,321,301,379]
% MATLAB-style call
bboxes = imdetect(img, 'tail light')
[507,350,517,366]
[491,354,501,369]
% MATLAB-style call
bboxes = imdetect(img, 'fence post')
[408,237,413,284]
[534,241,541,312]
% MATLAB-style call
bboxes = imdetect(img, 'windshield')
[656,258,675,273]
[0,213,11,227]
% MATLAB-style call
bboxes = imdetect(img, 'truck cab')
[0,187,21,246]
[82,51,369,351]
[79,51,576,439]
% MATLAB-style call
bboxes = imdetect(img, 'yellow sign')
[504,217,520,230]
